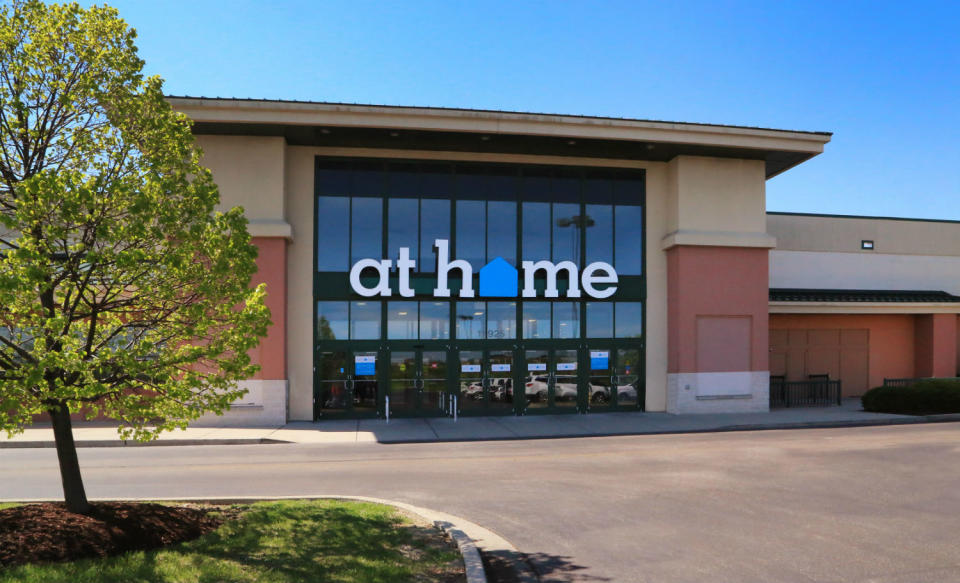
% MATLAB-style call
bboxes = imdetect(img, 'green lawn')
[0,499,464,583]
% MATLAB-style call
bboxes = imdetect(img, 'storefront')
[170,96,838,424]
[312,159,646,418]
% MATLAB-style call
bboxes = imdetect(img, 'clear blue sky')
[106,0,959,220]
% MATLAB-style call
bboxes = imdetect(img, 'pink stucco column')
[914,313,957,378]
[250,237,287,380]
[667,245,769,374]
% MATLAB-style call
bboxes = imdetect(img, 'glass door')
[421,350,449,414]
[523,347,580,414]
[388,347,451,418]
[456,347,519,416]
[615,347,644,410]
[553,349,579,411]
[389,350,418,416]
[315,348,381,419]
[586,347,613,412]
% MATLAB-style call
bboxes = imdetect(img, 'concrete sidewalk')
[5,399,960,448]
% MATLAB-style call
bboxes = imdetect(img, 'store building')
[169,97,959,426]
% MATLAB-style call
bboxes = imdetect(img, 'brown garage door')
[770,329,869,397]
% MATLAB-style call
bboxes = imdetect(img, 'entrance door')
[387,348,450,418]
[315,348,381,419]
[523,347,580,413]
[457,348,517,416]
[586,345,644,411]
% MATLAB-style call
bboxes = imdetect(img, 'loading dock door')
[770,329,869,397]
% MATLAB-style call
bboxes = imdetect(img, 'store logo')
[349,239,618,299]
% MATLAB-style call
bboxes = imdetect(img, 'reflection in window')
[552,202,580,263]
[585,204,613,265]
[317,301,349,341]
[586,302,613,338]
[487,302,516,339]
[456,200,485,270]
[521,202,550,262]
[456,302,486,339]
[387,301,418,340]
[316,197,350,271]
[487,201,516,265]
[420,302,450,339]
[523,302,550,339]
[351,197,382,264]
[351,301,381,339]
[553,302,580,339]
[420,199,450,272]
[388,198,419,266]
[616,302,643,338]
[615,205,643,275]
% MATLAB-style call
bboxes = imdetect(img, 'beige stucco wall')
[196,135,292,238]
[768,214,960,256]
[770,251,960,296]
[662,156,775,249]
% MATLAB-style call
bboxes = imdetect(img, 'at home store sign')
[350,239,618,299]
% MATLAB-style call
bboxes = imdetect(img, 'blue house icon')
[479,257,518,297]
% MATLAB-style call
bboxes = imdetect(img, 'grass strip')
[0,499,464,583]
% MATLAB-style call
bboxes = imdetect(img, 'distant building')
[168,97,958,425]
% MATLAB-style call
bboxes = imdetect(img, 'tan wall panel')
[669,156,767,235]
[197,135,286,223]
[768,213,960,257]
[770,250,960,295]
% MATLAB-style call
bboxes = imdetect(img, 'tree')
[0,1,270,513]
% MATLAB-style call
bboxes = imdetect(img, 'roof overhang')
[168,97,831,178]
[770,302,960,315]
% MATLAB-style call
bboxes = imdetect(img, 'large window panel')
[420,199,450,272]
[487,302,516,339]
[553,302,580,339]
[420,301,450,339]
[388,198,419,266]
[552,202,581,263]
[522,302,550,339]
[521,202,550,262]
[351,301,381,340]
[316,196,349,271]
[351,197,382,264]
[387,301,418,340]
[615,302,643,338]
[615,205,644,275]
[487,201,516,265]
[586,302,613,338]
[456,302,486,340]
[456,200,486,270]
[585,204,613,265]
[317,301,349,341]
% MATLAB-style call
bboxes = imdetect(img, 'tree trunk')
[48,403,90,514]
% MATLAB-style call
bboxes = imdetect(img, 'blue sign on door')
[590,351,609,370]
[355,355,376,376]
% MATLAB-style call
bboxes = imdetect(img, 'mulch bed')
[0,502,223,568]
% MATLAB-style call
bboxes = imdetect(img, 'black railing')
[883,377,960,387]
[770,378,842,408]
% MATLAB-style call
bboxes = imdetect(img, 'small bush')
[861,379,960,414]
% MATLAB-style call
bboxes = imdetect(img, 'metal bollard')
[385,395,390,423]
[453,394,458,422]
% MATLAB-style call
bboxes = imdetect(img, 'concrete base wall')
[667,371,770,413]
[193,380,288,427]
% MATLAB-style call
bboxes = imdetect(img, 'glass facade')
[315,158,645,419]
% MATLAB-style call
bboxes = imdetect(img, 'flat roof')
[169,96,832,178]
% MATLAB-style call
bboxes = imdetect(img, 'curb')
[0,495,528,583]
[0,438,289,449]
[5,415,960,449]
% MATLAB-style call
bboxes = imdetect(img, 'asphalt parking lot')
[4,423,960,582]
